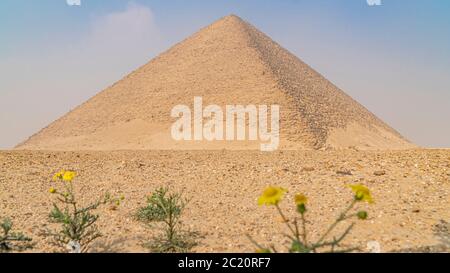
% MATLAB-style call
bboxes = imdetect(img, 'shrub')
[45,170,121,253]
[136,187,181,222]
[249,184,374,253]
[0,218,33,252]
[137,187,196,253]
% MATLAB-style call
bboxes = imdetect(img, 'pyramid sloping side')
[238,20,413,149]
[16,15,414,151]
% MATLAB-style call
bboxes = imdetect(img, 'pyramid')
[17,15,414,151]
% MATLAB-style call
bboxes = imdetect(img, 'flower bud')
[297,204,306,214]
[357,211,368,220]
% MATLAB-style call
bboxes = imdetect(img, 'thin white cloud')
[85,2,162,59]
[0,2,164,149]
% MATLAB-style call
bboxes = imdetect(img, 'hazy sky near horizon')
[1,0,449,149]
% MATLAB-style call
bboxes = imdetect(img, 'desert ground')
[0,149,449,253]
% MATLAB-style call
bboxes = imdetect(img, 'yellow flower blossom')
[348,184,374,204]
[49,187,57,194]
[52,170,65,181]
[294,194,308,214]
[294,194,308,206]
[62,171,77,182]
[258,186,287,206]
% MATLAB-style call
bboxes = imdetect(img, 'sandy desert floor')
[0,149,449,253]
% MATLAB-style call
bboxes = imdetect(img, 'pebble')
[374,170,386,176]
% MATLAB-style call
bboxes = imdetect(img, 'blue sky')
[0,0,449,148]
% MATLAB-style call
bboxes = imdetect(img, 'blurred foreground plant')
[249,184,374,253]
[45,170,122,253]
[0,218,33,252]
[137,187,196,253]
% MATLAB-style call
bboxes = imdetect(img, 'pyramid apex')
[215,14,245,24]
[225,14,242,19]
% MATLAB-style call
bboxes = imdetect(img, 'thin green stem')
[315,199,357,246]
[300,212,308,247]
[275,204,296,237]
[246,234,266,250]
[314,223,355,249]
[294,218,300,242]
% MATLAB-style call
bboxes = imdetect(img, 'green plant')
[249,184,373,253]
[137,187,196,253]
[46,170,120,253]
[0,218,33,252]
[136,187,182,222]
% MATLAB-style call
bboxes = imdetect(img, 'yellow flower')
[62,171,76,182]
[294,194,308,214]
[294,194,308,206]
[258,186,287,206]
[348,184,374,203]
[49,187,57,194]
[52,170,65,181]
